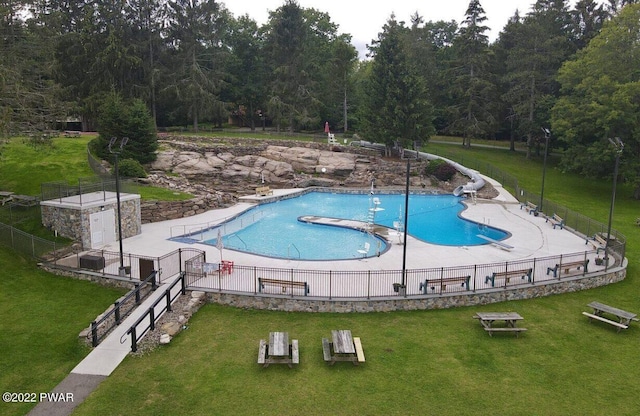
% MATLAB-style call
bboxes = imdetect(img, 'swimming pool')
[189,191,509,261]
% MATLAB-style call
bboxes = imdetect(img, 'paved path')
[27,274,182,416]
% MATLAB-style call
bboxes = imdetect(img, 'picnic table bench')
[477,234,514,251]
[473,312,527,337]
[255,186,273,196]
[257,331,299,368]
[546,213,564,229]
[322,330,365,365]
[520,201,539,215]
[582,301,638,333]
[258,278,309,296]
[419,275,471,294]
[546,259,589,278]
[64,130,81,137]
[485,268,532,287]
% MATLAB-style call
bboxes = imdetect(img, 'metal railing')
[184,249,611,299]
[126,271,187,352]
[91,271,158,347]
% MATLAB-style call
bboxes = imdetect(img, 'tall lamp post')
[109,137,129,276]
[540,128,551,213]
[605,137,623,263]
[400,148,417,293]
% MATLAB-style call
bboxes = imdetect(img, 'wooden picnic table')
[322,330,365,365]
[257,331,299,368]
[583,301,638,332]
[0,191,14,205]
[473,312,527,337]
[10,194,39,207]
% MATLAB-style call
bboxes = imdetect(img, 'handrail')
[228,234,248,249]
[91,270,158,347]
[287,243,301,259]
[125,272,186,353]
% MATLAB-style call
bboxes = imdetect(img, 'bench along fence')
[91,271,158,347]
[184,249,609,299]
[125,271,187,353]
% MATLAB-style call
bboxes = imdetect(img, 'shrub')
[118,158,147,178]
[425,159,457,182]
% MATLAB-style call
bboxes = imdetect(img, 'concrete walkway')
[28,273,183,416]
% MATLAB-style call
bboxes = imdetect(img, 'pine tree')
[361,15,435,154]
[449,0,497,147]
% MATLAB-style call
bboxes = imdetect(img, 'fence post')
[149,308,156,331]
[166,290,172,312]
[180,272,186,295]
[473,264,477,292]
[366,270,370,300]
[135,283,140,304]
[532,258,536,284]
[558,255,563,280]
[91,321,98,347]
[290,269,294,298]
[130,327,138,353]
[114,301,121,325]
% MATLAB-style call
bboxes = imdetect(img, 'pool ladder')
[287,244,301,259]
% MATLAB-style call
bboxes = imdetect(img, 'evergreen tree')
[361,15,435,154]
[500,0,576,159]
[96,92,158,164]
[449,0,497,147]
[264,0,316,132]
[165,0,229,131]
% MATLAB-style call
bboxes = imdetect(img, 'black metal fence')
[126,272,187,352]
[90,271,159,347]
[184,249,605,299]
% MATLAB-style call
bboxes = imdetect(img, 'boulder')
[159,333,171,344]
[161,321,181,336]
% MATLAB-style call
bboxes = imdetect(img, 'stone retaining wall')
[202,265,626,313]
[140,195,226,224]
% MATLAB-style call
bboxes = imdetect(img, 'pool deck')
[103,175,600,274]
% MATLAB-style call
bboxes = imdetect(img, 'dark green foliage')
[118,158,147,178]
[425,159,457,181]
[360,16,435,152]
[96,92,158,164]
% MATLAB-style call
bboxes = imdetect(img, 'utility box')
[80,254,105,270]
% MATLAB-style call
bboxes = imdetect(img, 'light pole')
[109,137,129,276]
[605,137,623,263]
[400,149,417,292]
[540,128,551,213]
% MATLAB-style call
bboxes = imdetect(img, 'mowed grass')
[0,136,192,210]
[0,247,126,416]
[71,141,640,416]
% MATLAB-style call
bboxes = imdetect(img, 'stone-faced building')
[41,191,141,250]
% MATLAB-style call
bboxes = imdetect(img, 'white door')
[90,209,116,249]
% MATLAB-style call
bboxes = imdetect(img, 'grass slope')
[0,248,126,416]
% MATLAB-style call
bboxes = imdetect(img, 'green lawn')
[0,137,192,239]
[72,141,640,416]
[1,136,639,415]
[0,247,126,416]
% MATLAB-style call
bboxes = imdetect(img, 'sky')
[223,0,578,59]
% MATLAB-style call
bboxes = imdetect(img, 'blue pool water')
[197,192,508,260]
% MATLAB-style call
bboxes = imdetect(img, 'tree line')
[1,0,639,196]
